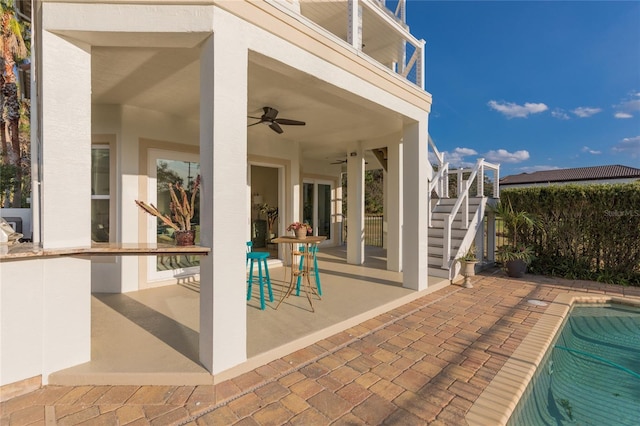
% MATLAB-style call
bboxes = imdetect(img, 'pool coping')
[466,292,640,426]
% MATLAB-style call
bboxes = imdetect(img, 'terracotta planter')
[175,229,196,246]
[506,259,527,278]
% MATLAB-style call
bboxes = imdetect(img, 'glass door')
[303,180,333,243]
[250,164,283,259]
[147,149,200,282]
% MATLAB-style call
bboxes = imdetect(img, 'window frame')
[91,140,116,243]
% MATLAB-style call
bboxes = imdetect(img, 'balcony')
[281,0,425,89]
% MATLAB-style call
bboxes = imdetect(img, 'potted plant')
[287,221,311,239]
[458,244,478,288]
[491,199,539,278]
[135,175,200,246]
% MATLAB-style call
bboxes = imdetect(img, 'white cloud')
[441,147,478,168]
[517,165,561,173]
[484,149,530,163]
[581,146,601,155]
[487,100,548,119]
[612,136,640,158]
[572,107,602,118]
[452,147,477,156]
[614,91,640,118]
[552,109,570,120]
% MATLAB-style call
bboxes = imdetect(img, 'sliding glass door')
[303,180,333,243]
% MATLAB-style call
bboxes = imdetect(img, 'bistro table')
[271,235,326,312]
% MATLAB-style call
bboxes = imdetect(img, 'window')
[91,145,110,242]
[146,149,200,281]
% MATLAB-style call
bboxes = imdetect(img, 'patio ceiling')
[91,44,404,163]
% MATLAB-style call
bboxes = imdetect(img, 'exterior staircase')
[427,136,500,280]
[428,197,489,279]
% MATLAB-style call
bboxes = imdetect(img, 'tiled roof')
[500,165,640,185]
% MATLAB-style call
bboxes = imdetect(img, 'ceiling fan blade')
[329,159,367,164]
[275,118,306,126]
[247,121,263,127]
[247,115,263,120]
[263,107,279,121]
[269,122,284,134]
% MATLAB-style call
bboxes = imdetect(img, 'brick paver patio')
[2,270,639,425]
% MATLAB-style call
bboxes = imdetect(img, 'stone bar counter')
[0,242,210,261]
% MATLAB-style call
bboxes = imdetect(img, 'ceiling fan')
[248,107,306,134]
[330,158,368,165]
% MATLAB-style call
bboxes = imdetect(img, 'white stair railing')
[427,135,448,228]
[428,135,449,198]
[441,158,500,269]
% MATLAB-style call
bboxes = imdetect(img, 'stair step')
[429,219,467,228]
[428,228,467,239]
[427,238,460,253]
[435,197,485,206]
[432,204,482,214]
[431,213,479,223]
[427,266,450,279]
[427,254,450,264]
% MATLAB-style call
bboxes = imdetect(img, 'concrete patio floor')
[2,270,640,425]
[45,246,448,386]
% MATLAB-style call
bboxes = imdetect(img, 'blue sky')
[405,1,640,176]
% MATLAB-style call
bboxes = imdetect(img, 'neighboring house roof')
[500,165,640,186]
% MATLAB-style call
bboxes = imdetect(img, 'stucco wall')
[1,257,90,386]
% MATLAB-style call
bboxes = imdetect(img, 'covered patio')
[49,247,448,386]
[5,1,433,391]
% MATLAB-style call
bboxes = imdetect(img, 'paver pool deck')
[2,270,639,425]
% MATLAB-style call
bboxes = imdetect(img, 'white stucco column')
[199,34,248,374]
[402,120,428,290]
[40,34,91,249]
[386,140,402,271]
[346,147,365,264]
[38,30,92,381]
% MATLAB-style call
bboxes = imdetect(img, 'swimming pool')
[507,303,640,425]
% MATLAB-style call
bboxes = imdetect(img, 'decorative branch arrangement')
[136,175,200,231]
[259,203,278,235]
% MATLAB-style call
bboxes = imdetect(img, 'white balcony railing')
[296,0,425,89]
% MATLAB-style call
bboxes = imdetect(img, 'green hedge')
[501,183,640,286]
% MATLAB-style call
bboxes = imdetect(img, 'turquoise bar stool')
[246,242,273,310]
[295,243,322,296]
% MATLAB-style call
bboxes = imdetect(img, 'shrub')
[501,183,640,286]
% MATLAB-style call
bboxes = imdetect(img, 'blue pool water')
[507,303,640,425]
